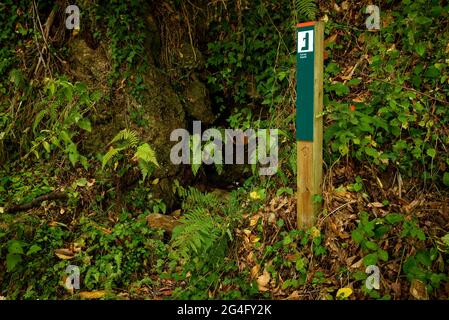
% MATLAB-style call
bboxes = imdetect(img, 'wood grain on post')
[296,21,324,229]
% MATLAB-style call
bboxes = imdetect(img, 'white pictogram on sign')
[297,30,314,53]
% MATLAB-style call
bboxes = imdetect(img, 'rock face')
[68,13,214,207]
[147,213,181,234]
[184,77,215,124]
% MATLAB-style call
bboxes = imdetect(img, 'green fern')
[102,147,120,168]
[102,129,158,181]
[134,143,158,166]
[102,129,139,168]
[294,0,317,21]
[110,128,139,149]
[181,187,222,211]
[134,143,159,181]
[170,188,232,261]
[171,208,223,258]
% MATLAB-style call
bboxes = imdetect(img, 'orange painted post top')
[296,21,316,28]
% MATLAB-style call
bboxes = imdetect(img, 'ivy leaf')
[363,253,378,266]
[351,229,364,244]
[8,240,24,254]
[426,148,436,158]
[6,253,22,272]
[26,244,42,256]
[378,249,389,262]
[365,241,379,251]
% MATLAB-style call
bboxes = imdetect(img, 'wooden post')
[296,21,324,229]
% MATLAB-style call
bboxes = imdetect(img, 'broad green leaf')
[26,244,42,256]
[378,249,389,262]
[8,240,24,254]
[42,141,51,153]
[60,130,71,144]
[66,143,79,167]
[363,253,378,266]
[352,229,364,244]
[385,213,404,224]
[365,241,378,251]
[80,155,89,170]
[74,178,88,187]
[6,253,22,272]
[77,118,92,132]
[415,43,426,56]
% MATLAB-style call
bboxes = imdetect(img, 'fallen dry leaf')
[55,248,74,260]
[324,34,338,47]
[249,214,261,227]
[336,287,353,299]
[79,290,106,299]
[250,264,260,279]
[410,279,428,300]
[257,269,271,292]
[286,290,301,300]
[368,202,384,208]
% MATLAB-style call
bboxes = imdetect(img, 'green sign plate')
[296,25,315,141]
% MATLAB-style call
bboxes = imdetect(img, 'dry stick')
[5,191,67,214]
[43,7,57,39]
[32,0,52,77]
[181,2,197,62]
[32,4,47,76]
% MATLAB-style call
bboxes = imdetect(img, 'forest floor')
[3,159,448,300]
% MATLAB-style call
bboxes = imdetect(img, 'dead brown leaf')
[257,269,271,292]
[410,279,428,300]
[79,290,106,299]
[55,248,74,260]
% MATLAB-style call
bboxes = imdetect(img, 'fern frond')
[102,147,119,168]
[134,143,159,167]
[171,208,223,259]
[182,187,222,212]
[137,158,153,181]
[110,129,139,149]
[295,0,317,21]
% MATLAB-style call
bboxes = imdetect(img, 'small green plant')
[403,248,448,293]
[351,212,394,266]
[102,129,159,181]
[25,78,99,169]
[170,188,232,261]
